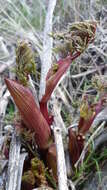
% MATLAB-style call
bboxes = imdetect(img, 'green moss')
[22,170,35,185]
[31,157,47,186]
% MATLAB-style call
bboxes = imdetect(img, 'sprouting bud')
[52,63,59,74]
[31,157,47,186]
[16,40,36,86]
[68,21,96,38]
[51,21,97,57]
[5,78,51,149]
[80,97,93,120]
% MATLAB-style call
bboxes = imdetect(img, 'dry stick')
[53,95,75,186]
[16,153,27,190]
[0,59,14,74]
[6,131,21,190]
[52,94,67,135]
[0,86,8,139]
[92,45,107,58]
[0,136,6,151]
[61,84,74,105]
[32,187,53,190]
[53,126,68,190]
[56,87,70,106]
[75,121,106,168]
[74,75,86,98]
[68,179,76,190]
[28,75,39,107]
[0,36,9,56]
[0,90,10,117]
[94,128,107,151]
[39,0,57,100]
[0,85,6,99]
[92,108,107,127]
[71,65,107,79]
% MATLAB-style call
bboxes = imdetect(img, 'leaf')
[40,53,80,123]
[68,128,80,165]
[5,78,51,149]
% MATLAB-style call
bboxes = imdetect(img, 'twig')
[52,94,67,135]
[56,87,70,106]
[92,108,107,127]
[75,121,106,168]
[94,128,107,151]
[91,45,107,58]
[6,131,21,190]
[16,153,27,190]
[71,65,107,79]
[68,179,76,190]
[39,0,57,100]
[0,90,10,117]
[53,126,68,190]
[0,136,6,151]
[0,59,14,74]
[61,83,74,105]
[0,85,6,99]
[28,75,39,106]
[0,36,9,56]
[32,187,53,190]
